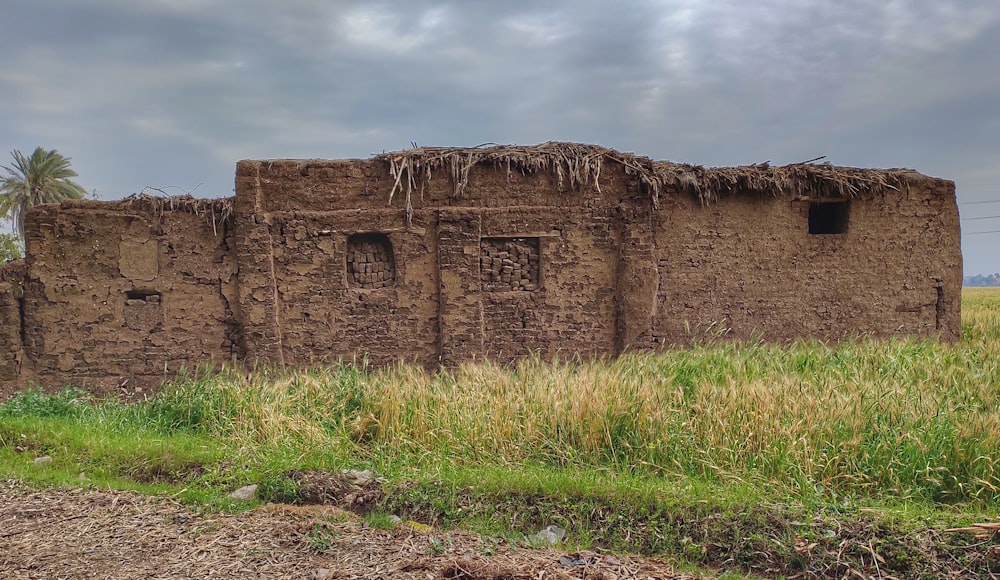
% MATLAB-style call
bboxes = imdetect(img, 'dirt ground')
[0,480,698,579]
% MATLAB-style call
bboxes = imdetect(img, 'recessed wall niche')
[480,237,540,292]
[346,233,396,289]
[123,289,163,331]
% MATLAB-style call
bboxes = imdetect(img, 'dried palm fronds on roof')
[115,193,235,236]
[374,142,667,223]
[116,193,234,218]
[655,159,913,205]
[374,142,915,216]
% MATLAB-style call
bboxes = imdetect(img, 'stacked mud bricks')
[480,238,540,292]
[347,235,396,289]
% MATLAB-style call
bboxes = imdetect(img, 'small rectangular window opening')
[808,201,850,235]
[125,289,162,304]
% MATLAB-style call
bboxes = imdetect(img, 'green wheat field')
[2,287,999,576]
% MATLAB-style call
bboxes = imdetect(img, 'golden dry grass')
[133,288,1000,504]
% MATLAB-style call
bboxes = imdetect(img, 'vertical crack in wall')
[433,213,445,363]
[611,205,626,355]
[935,285,945,331]
[217,279,238,360]
[650,209,661,323]
[17,297,25,347]
[253,163,285,368]
[265,225,285,367]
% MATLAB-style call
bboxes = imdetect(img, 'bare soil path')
[0,481,697,579]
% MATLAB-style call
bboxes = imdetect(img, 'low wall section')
[13,200,237,394]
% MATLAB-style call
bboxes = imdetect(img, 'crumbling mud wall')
[233,157,638,367]
[232,150,961,373]
[0,261,25,383]
[7,198,237,396]
[645,174,963,345]
[0,143,963,395]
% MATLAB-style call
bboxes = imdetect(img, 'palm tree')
[0,147,87,237]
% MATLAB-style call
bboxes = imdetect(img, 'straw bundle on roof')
[116,194,234,236]
[374,142,913,217]
[655,160,912,205]
[374,142,667,222]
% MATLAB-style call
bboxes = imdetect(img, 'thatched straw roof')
[115,193,233,215]
[374,142,664,221]
[110,194,234,236]
[374,142,914,215]
[654,159,911,205]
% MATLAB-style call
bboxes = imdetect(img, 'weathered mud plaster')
[0,143,963,396]
[0,261,26,383]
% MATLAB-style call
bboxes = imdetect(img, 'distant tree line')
[964,273,1000,287]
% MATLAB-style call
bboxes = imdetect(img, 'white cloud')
[504,15,570,46]
[884,0,1000,52]
[337,5,451,54]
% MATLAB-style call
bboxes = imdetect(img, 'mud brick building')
[0,143,962,395]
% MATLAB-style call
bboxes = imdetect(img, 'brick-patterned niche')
[480,237,540,292]
[346,233,396,289]
[123,289,163,331]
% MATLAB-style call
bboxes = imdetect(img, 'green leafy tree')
[0,232,22,262]
[0,147,87,237]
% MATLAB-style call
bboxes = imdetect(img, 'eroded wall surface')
[234,160,640,368]
[646,175,962,345]
[0,261,25,383]
[0,155,962,395]
[232,160,961,374]
[9,201,237,395]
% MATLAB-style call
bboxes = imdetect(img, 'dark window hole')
[808,201,850,235]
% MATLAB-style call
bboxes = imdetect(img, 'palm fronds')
[0,147,87,237]
[374,142,918,220]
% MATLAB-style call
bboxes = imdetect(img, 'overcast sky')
[2,0,998,273]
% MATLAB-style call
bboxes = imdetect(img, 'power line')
[962,199,1000,205]
[962,215,1000,220]
[966,230,1000,235]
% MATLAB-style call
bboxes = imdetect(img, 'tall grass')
[2,289,997,506]
[104,288,1000,506]
[963,287,1000,343]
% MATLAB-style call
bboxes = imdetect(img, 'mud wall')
[0,154,962,395]
[645,174,962,345]
[233,160,637,367]
[0,261,25,383]
[233,159,961,372]
[12,201,237,395]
